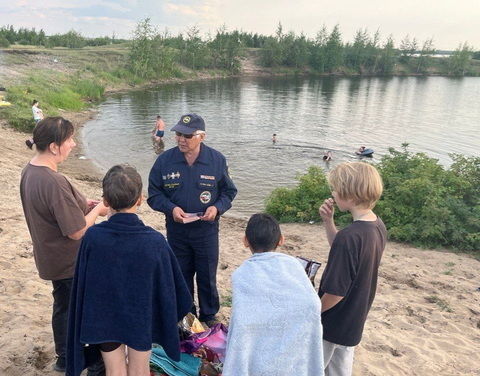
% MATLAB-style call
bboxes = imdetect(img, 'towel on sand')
[223,252,324,376]
[66,213,192,376]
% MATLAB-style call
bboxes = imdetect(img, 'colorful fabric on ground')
[223,252,325,376]
[180,323,228,362]
[150,347,201,376]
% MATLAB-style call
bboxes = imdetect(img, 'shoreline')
[1,87,480,375]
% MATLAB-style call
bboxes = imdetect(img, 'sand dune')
[0,120,479,375]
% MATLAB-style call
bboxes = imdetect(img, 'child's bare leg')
[101,344,127,376]
[126,347,151,376]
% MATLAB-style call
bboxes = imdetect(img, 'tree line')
[0,25,126,48]
[258,23,478,76]
[1,21,479,77]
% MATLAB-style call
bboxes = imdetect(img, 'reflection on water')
[83,76,480,217]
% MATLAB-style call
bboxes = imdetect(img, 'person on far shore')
[20,117,108,374]
[318,162,386,376]
[272,133,277,144]
[32,100,44,124]
[152,115,166,154]
[323,151,333,162]
[223,213,324,376]
[67,165,192,376]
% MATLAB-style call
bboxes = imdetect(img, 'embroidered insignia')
[166,172,181,179]
[199,191,211,204]
[200,175,215,180]
[182,116,191,124]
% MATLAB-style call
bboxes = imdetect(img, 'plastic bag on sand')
[179,313,205,334]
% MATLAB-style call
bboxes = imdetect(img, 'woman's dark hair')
[32,99,38,106]
[245,213,282,252]
[102,165,143,211]
[25,117,74,151]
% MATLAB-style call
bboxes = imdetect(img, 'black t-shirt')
[319,217,387,346]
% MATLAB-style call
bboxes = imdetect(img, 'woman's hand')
[319,198,335,222]
[93,202,109,217]
[87,199,100,209]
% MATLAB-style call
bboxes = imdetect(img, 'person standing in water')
[152,115,166,154]
[272,133,277,144]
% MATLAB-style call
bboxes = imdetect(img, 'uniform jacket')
[147,143,237,227]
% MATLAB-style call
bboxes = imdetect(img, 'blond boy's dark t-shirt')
[20,164,88,280]
[319,217,386,347]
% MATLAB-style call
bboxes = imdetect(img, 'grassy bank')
[0,45,230,131]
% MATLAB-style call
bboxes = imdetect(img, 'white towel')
[223,252,324,376]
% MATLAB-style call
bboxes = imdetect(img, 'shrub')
[266,166,335,223]
[72,79,105,101]
[0,36,10,47]
[376,145,479,251]
[265,145,480,252]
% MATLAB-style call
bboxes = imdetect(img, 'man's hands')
[173,206,218,223]
[172,206,188,223]
[200,206,218,221]
[319,198,335,222]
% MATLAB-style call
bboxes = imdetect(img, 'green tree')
[416,38,435,73]
[324,25,343,72]
[448,42,473,76]
[309,26,328,72]
[345,28,369,72]
[378,35,396,74]
[399,35,418,63]
[128,18,157,78]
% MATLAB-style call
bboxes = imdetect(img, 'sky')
[0,0,478,50]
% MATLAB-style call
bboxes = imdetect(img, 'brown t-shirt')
[319,217,387,346]
[20,164,88,280]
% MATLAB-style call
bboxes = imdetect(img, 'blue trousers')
[167,223,219,322]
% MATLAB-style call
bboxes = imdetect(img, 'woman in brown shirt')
[20,117,108,373]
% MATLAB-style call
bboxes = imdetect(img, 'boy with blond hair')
[318,162,386,376]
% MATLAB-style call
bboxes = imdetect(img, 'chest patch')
[199,191,211,204]
[163,171,180,180]
[200,175,215,180]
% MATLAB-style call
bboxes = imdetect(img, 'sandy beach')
[0,116,479,376]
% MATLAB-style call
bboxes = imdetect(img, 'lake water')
[83,76,480,218]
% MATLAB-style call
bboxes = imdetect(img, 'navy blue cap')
[171,113,205,135]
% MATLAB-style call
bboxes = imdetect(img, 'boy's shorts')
[155,130,164,137]
[323,340,355,376]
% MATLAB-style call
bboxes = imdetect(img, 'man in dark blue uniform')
[148,113,237,326]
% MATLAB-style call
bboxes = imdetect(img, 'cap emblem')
[182,116,191,124]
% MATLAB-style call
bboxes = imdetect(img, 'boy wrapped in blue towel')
[67,165,192,376]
